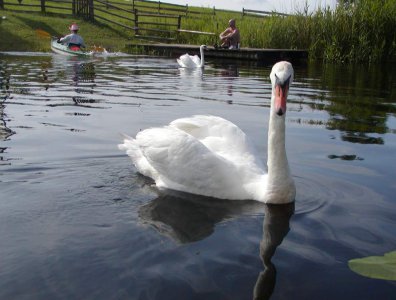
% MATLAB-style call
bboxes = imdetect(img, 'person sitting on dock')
[58,23,86,51]
[219,19,240,49]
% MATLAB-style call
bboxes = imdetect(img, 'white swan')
[177,45,207,68]
[119,61,296,204]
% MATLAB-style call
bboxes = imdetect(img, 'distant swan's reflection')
[178,67,203,77]
[254,203,294,300]
[138,190,264,243]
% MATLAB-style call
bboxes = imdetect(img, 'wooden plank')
[127,43,308,63]
[2,2,41,7]
[47,0,72,4]
[137,21,178,27]
[133,3,157,10]
[95,0,133,13]
[243,8,291,17]
[136,11,180,18]
[95,14,135,30]
[158,6,187,14]
[134,0,186,8]
[243,8,272,15]
[95,6,135,22]
[177,29,215,36]
[97,0,131,7]
[134,4,187,14]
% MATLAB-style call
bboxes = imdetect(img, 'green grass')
[0,12,131,52]
[1,0,395,62]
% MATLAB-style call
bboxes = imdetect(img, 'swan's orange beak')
[275,84,288,116]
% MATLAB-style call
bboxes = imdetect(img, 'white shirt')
[60,33,85,48]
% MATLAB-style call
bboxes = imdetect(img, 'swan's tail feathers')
[118,133,135,151]
[118,135,156,179]
[118,135,141,164]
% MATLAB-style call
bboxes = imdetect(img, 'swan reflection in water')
[138,189,294,299]
[178,67,204,91]
[254,203,294,300]
[139,189,264,243]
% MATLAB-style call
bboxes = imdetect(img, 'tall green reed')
[176,0,396,62]
[2,0,394,61]
[307,0,396,62]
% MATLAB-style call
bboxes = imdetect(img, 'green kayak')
[51,38,92,57]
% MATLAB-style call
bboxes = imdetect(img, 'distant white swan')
[177,45,207,68]
[119,61,296,204]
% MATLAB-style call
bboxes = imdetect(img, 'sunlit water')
[1,52,395,299]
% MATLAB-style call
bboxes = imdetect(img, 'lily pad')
[348,251,396,281]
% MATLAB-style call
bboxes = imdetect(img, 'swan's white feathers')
[270,61,294,85]
[124,122,261,199]
[177,54,200,68]
[118,135,158,179]
[190,55,201,66]
[119,61,296,203]
[177,45,206,68]
[170,115,264,169]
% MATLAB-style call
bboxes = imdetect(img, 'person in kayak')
[58,23,86,51]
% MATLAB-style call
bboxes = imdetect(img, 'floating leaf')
[348,251,396,281]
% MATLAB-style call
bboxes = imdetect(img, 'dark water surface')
[1,52,395,299]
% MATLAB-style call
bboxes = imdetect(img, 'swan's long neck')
[267,114,289,179]
[265,94,295,203]
[199,46,205,68]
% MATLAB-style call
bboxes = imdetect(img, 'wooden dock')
[127,44,308,64]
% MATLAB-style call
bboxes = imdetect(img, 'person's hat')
[69,23,79,31]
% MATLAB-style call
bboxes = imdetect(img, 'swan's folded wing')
[135,126,251,199]
[177,54,197,68]
[170,115,242,141]
[170,115,264,168]
[176,58,187,68]
[190,55,201,66]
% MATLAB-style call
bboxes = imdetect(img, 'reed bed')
[300,0,396,62]
[1,0,395,62]
[162,0,396,62]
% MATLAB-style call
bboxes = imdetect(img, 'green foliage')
[304,0,396,62]
[1,0,395,62]
[0,12,130,52]
[178,0,396,62]
[348,251,396,281]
